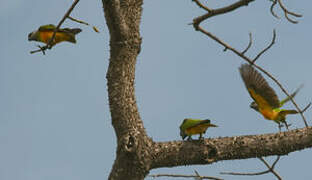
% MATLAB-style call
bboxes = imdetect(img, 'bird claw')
[36,45,46,55]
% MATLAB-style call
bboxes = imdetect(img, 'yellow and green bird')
[179,118,217,140]
[239,64,299,130]
[250,84,302,113]
[28,24,82,47]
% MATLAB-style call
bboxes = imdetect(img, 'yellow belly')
[39,31,70,45]
[260,108,279,120]
[185,124,209,135]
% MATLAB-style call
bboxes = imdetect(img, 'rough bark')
[102,0,312,179]
[151,127,312,169]
[103,0,153,179]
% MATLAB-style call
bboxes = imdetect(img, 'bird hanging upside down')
[28,24,82,47]
[179,118,217,140]
[239,64,300,130]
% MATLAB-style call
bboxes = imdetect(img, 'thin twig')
[149,173,223,180]
[270,0,302,23]
[221,156,282,179]
[241,32,252,54]
[192,0,255,28]
[192,0,212,12]
[195,25,309,127]
[68,16,89,25]
[30,0,80,54]
[270,0,280,19]
[194,170,203,180]
[271,155,281,168]
[252,29,276,63]
[301,103,311,113]
[259,157,282,180]
[221,170,270,176]
[68,16,100,33]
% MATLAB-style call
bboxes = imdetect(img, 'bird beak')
[28,31,36,41]
[209,123,218,127]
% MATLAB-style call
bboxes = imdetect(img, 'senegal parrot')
[28,24,82,47]
[179,118,217,140]
[239,64,299,130]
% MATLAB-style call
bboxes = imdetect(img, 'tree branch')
[192,0,255,28]
[150,127,312,169]
[149,170,223,180]
[220,156,281,179]
[252,29,276,63]
[259,157,282,180]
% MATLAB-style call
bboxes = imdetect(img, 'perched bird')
[179,118,217,140]
[28,24,82,47]
[239,64,299,130]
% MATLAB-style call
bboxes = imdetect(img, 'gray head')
[250,101,259,112]
[28,31,38,41]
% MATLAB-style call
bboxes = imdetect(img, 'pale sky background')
[1,0,312,180]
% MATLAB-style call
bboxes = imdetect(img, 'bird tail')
[202,119,218,127]
[69,28,82,35]
[60,28,82,43]
[280,110,298,116]
[62,28,82,35]
[279,84,303,107]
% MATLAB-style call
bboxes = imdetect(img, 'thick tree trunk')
[102,0,153,179]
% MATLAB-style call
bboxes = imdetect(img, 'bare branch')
[271,155,281,168]
[149,171,223,180]
[241,32,252,54]
[259,157,282,180]
[301,103,311,113]
[221,156,282,179]
[220,170,270,176]
[151,127,312,169]
[194,25,309,127]
[68,16,89,25]
[192,0,255,28]
[252,29,276,63]
[30,0,80,54]
[192,0,212,12]
[270,0,302,23]
[68,16,100,33]
[270,0,280,19]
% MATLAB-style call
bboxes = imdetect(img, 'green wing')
[279,84,303,107]
[180,119,211,131]
[38,24,56,31]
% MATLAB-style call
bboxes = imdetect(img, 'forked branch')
[221,156,282,180]
[270,0,302,24]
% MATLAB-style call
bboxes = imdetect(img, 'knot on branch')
[204,142,218,163]
[124,133,137,152]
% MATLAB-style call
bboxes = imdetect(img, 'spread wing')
[239,64,280,110]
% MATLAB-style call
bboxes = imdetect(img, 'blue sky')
[1,0,311,179]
